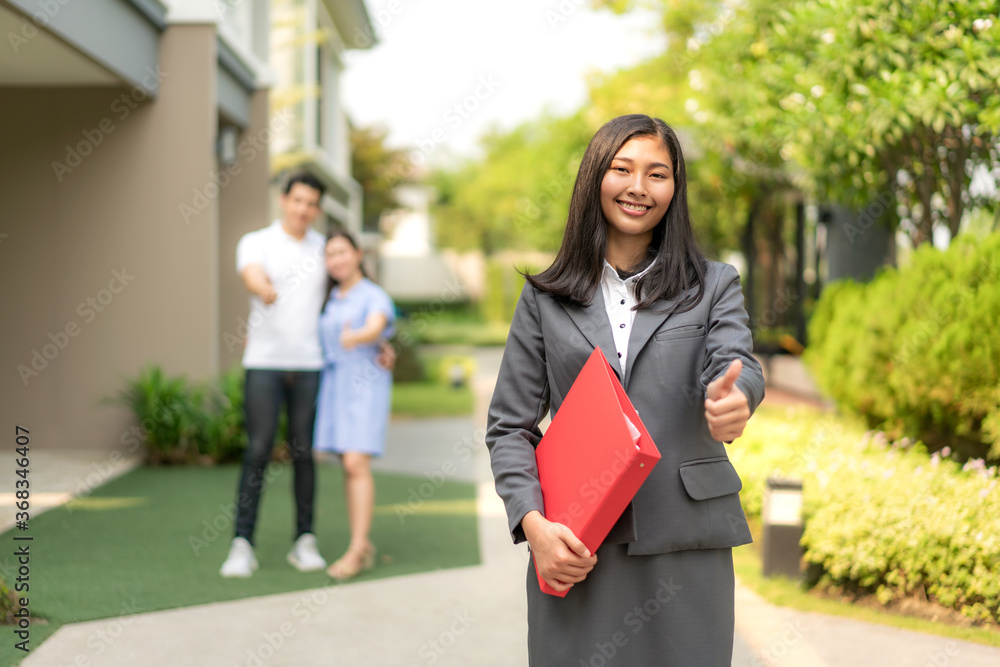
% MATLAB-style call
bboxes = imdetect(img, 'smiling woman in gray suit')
[486,114,765,666]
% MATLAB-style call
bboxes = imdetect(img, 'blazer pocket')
[678,456,743,500]
[654,324,706,342]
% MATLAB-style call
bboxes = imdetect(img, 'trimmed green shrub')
[112,365,207,464]
[113,365,254,465]
[387,330,426,383]
[805,233,1000,460]
[201,366,247,463]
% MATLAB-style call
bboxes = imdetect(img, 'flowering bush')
[732,406,1000,624]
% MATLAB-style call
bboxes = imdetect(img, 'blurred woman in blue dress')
[314,229,395,580]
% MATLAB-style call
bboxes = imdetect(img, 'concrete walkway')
[7,350,1000,666]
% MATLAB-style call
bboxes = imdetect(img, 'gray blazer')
[486,261,764,555]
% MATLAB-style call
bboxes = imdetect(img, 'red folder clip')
[533,347,661,597]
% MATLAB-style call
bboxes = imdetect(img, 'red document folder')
[533,347,661,597]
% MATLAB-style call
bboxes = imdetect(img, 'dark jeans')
[234,369,321,545]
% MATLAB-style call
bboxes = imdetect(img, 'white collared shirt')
[600,259,655,374]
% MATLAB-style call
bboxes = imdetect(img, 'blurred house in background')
[268,0,371,235]
[0,0,372,452]
[378,183,471,303]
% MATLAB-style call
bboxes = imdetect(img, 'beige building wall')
[218,90,273,374]
[0,24,270,451]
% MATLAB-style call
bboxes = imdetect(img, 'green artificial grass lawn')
[0,463,479,664]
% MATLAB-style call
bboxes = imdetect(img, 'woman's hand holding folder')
[521,510,598,593]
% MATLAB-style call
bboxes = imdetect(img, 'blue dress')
[313,278,395,456]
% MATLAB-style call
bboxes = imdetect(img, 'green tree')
[430,54,755,258]
[603,0,1000,247]
[350,124,408,233]
[430,113,593,254]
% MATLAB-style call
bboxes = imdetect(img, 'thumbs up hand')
[704,359,751,442]
[340,323,358,349]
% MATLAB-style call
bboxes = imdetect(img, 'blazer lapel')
[559,288,621,380]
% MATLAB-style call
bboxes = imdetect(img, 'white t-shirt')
[236,220,327,370]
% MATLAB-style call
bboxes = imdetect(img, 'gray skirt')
[526,544,734,666]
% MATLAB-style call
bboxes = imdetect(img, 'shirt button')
[619,323,626,328]
[618,352,622,358]
[620,299,626,305]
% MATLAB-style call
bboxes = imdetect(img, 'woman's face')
[325,236,363,283]
[600,135,675,246]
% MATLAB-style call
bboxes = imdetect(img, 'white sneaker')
[220,537,258,578]
[287,533,327,572]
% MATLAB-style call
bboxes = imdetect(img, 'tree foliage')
[350,124,409,233]
[430,113,593,254]
[431,0,999,254]
[429,53,753,257]
[605,0,1000,247]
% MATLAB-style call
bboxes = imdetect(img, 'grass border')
[733,537,1000,647]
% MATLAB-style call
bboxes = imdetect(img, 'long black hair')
[321,228,367,310]
[525,114,706,314]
